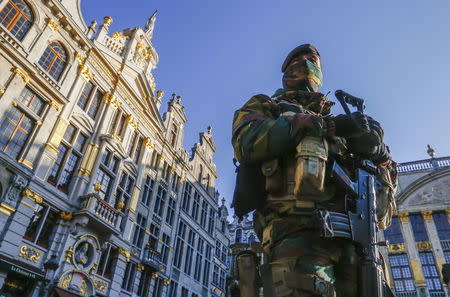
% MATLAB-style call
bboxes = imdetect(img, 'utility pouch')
[294,136,328,200]
[261,159,283,194]
[232,160,266,219]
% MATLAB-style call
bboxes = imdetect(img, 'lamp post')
[40,254,59,297]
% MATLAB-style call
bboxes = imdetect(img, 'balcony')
[430,293,446,297]
[395,292,417,297]
[397,156,450,173]
[441,240,450,251]
[75,194,122,234]
[142,247,164,272]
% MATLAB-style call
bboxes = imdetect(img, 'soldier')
[231,44,397,297]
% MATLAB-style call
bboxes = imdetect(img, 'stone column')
[398,212,430,296]
[422,210,449,297]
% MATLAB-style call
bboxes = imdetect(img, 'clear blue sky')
[82,0,450,206]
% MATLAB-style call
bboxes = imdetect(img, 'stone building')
[0,0,229,296]
[381,150,450,297]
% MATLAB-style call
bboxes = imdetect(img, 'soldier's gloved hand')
[347,116,383,154]
[285,113,323,141]
[332,111,370,138]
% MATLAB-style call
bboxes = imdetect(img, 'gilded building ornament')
[421,210,433,220]
[89,263,98,274]
[148,73,156,92]
[78,168,92,177]
[35,120,42,126]
[446,208,450,218]
[12,67,30,84]
[151,272,158,279]
[80,280,88,296]
[59,273,72,289]
[18,245,41,263]
[78,64,94,82]
[156,89,164,100]
[65,246,74,263]
[22,188,43,204]
[398,212,409,222]
[60,211,73,221]
[104,133,122,141]
[111,32,126,40]
[118,248,131,262]
[46,18,59,31]
[0,89,5,95]
[18,158,33,169]
[93,279,107,292]
[180,176,185,184]
[75,52,85,64]
[103,16,113,27]
[417,241,432,251]
[137,263,145,271]
[387,243,405,253]
[163,279,170,286]
[126,114,139,129]
[93,183,102,193]
[0,203,15,216]
[49,100,62,112]
[103,93,121,109]
[116,200,125,211]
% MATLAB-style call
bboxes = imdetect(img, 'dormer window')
[170,124,177,147]
[0,0,33,40]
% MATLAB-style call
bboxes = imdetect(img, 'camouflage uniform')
[232,45,396,297]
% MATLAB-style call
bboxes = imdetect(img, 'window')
[219,269,226,290]
[147,223,160,251]
[121,262,137,292]
[171,173,180,192]
[109,110,127,139]
[433,212,450,241]
[208,208,215,233]
[191,191,200,220]
[0,0,33,40]
[198,164,203,183]
[131,135,143,164]
[235,229,242,243]
[212,265,219,285]
[154,185,167,217]
[23,205,58,249]
[141,176,155,207]
[184,229,195,275]
[152,278,163,297]
[181,287,189,297]
[248,234,256,243]
[445,251,450,263]
[215,241,221,259]
[47,124,88,193]
[181,183,192,212]
[97,245,117,279]
[137,268,152,297]
[132,214,147,248]
[202,244,212,286]
[170,124,178,147]
[383,217,404,244]
[160,233,171,264]
[94,150,120,201]
[0,87,46,159]
[410,214,429,242]
[165,197,176,226]
[77,82,103,119]
[419,252,443,292]
[200,201,208,228]
[114,171,135,211]
[168,281,178,297]
[388,254,415,292]
[38,41,67,80]
[194,237,204,281]
[221,220,226,233]
[221,245,227,263]
[173,221,186,268]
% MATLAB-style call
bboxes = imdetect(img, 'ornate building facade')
[0,0,229,296]
[381,153,450,297]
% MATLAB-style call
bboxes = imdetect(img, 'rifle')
[315,90,395,297]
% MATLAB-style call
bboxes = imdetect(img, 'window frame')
[0,0,34,41]
[38,41,68,81]
[77,81,103,120]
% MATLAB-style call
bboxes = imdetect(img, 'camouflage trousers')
[262,230,358,297]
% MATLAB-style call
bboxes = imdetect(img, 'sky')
[81,0,450,207]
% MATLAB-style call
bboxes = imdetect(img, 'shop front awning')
[54,287,83,297]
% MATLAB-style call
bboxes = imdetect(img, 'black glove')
[348,117,391,164]
[332,112,370,138]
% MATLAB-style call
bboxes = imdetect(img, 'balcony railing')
[397,156,450,173]
[77,194,122,234]
[430,292,446,297]
[441,240,450,251]
[395,292,417,297]
[142,248,163,272]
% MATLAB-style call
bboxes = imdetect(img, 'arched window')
[170,124,177,147]
[38,41,67,80]
[235,229,242,243]
[0,0,33,40]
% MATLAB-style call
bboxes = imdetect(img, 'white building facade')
[0,0,229,296]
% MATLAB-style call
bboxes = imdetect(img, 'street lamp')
[40,254,59,297]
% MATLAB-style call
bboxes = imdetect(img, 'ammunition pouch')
[232,160,265,219]
[316,210,352,240]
